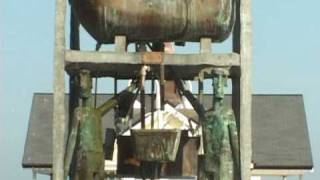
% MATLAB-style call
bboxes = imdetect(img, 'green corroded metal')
[71,70,105,180]
[73,0,235,43]
[76,106,105,180]
[132,129,181,162]
[65,70,138,180]
[202,71,240,180]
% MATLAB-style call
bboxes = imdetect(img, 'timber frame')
[52,0,252,180]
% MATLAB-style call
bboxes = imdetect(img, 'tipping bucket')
[131,129,181,162]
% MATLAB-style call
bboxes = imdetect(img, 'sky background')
[1,0,319,179]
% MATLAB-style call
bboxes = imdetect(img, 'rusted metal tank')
[73,0,235,43]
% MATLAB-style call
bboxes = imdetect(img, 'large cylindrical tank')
[73,0,235,43]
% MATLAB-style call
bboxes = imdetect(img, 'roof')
[22,93,313,170]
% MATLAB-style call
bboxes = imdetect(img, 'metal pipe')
[151,74,155,129]
[94,77,98,108]
[155,80,162,128]
[139,66,149,129]
[198,79,204,104]
[140,88,146,129]
[160,64,165,110]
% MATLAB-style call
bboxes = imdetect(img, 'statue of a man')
[202,69,240,180]
[66,70,138,180]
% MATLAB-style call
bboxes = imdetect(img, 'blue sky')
[1,0,319,179]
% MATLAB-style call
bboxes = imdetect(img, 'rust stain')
[141,52,163,64]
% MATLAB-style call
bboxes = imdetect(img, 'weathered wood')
[53,0,67,179]
[65,50,240,66]
[239,0,253,179]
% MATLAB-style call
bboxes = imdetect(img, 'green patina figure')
[202,69,240,180]
[65,70,137,180]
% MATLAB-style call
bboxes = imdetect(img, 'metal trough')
[131,129,182,162]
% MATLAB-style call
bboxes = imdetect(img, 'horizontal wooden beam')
[65,50,240,66]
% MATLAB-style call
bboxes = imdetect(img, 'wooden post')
[199,37,212,105]
[234,0,254,180]
[53,0,67,179]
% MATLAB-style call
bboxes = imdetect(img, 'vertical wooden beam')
[53,0,66,179]
[199,37,211,106]
[239,0,253,179]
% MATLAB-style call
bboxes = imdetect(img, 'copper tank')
[73,0,235,43]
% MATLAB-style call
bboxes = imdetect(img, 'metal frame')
[52,0,253,180]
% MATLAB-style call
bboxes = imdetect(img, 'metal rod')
[160,64,165,110]
[114,78,117,94]
[114,78,118,120]
[139,66,149,129]
[140,88,146,129]
[53,0,67,179]
[94,77,98,108]
[232,77,241,133]
[198,79,204,104]
[70,6,80,50]
[151,73,155,129]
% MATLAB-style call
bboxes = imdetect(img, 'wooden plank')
[53,0,66,179]
[65,50,240,66]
